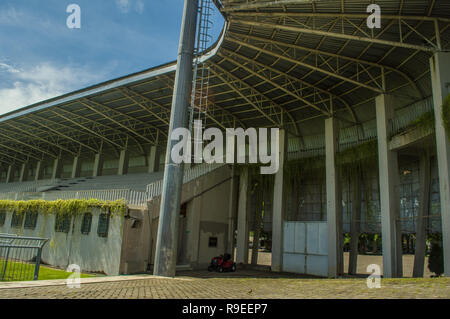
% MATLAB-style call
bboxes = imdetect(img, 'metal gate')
[0,234,48,282]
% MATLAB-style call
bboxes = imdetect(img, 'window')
[81,213,92,235]
[55,214,71,233]
[11,212,24,228]
[0,211,6,227]
[97,213,110,238]
[24,212,38,229]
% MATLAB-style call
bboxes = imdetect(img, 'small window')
[55,214,71,233]
[81,213,92,235]
[11,212,24,228]
[24,212,38,229]
[97,213,110,238]
[208,237,218,248]
[0,211,6,227]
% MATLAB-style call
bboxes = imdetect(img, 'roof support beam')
[226,31,384,93]
[221,0,316,12]
[80,99,164,146]
[53,108,127,152]
[0,130,56,159]
[228,31,422,98]
[5,122,77,156]
[120,88,171,126]
[210,60,300,135]
[27,115,99,154]
[220,46,358,122]
[218,51,331,116]
[158,74,247,129]
[0,140,42,161]
[231,18,437,52]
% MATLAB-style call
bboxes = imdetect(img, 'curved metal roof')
[1,0,449,166]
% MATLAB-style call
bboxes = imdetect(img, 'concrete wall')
[119,207,152,274]
[148,165,233,270]
[282,221,328,277]
[0,208,125,276]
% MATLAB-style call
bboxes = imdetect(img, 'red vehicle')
[207,253,236,272]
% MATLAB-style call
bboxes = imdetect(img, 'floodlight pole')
[153,0,199,278]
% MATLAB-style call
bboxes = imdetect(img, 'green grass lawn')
[1,260,96,282]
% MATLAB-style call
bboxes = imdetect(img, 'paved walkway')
[0,270,448,299]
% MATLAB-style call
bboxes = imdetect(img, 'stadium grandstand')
[0,0,450,278]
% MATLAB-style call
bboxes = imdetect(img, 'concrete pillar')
[413,153,430,277]
[271,129,287,272]
[19,162,29,182]
[187,196,202,267]
[430,52,450,276]
[227,166,238,260]
[349,169,361,275]
[325,118,343,277]
[376,94,403,278]
[6,165,15,183]
[93,153,104,177]
[117,149,129,176]
[236,166,250,265]
[71,156,82,179]
[148,146,161,173]
[51,157,62,180]
[34,161,44,181]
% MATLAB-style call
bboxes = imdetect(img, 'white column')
[118,149,129,176]
[6,165,15,183]
[271,129,286,272]
[148,146,161,173]
[413,153,430,277]
[51,158,62,180]
[430,52,450,276]
[376,94,403,278]
[227,166,238,260]
[93,153,103,177]
[71,156,82,179]
[19,162,29,182]
[35,161,44,181]
[325,118,343,277]
[236,166,250,265]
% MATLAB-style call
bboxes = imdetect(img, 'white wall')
[283,221,328,277]
[0,208,125,276]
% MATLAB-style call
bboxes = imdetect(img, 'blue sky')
[0,0,224,115]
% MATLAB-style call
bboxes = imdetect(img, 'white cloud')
[116,0,131,13]
[135,0,145,14]
[0,62,105,115]
[116,0,144,14]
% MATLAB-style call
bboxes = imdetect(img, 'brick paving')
[0,270,449,299]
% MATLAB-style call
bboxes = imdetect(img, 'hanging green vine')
[442,94,450,139]
[0,199,127,217]
[406,110,435,132]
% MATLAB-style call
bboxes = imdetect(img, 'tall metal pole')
[153,0,199,277]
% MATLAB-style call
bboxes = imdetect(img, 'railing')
[0,189,148,207]
[0,179,60,194]
[288,97,434,160]
[0,163,227,207]
[0,234,48,282]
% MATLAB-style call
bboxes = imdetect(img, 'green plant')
[0,199,127,218]
[428,238,444,277]
[406,110,435,132]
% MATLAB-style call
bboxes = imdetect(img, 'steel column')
[153,0,198,277]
